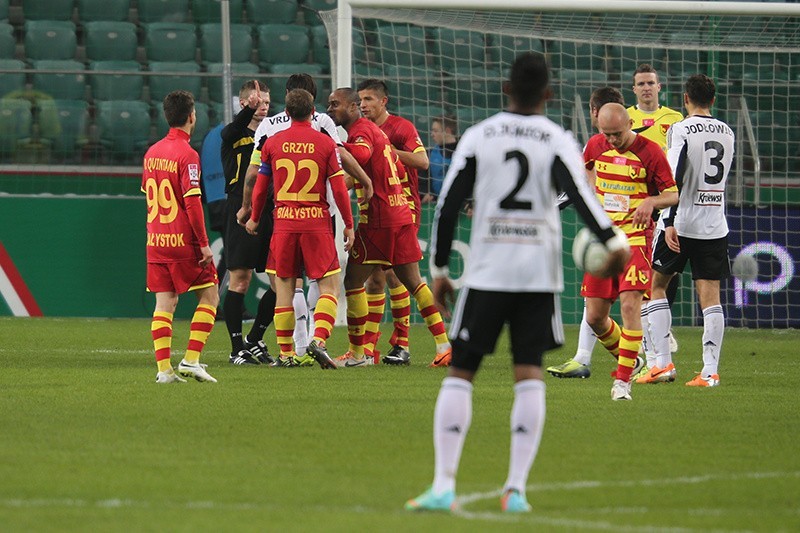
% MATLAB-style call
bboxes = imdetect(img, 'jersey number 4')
[500,150,532,210]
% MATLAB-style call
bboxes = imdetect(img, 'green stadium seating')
[310,24,330,68]
[266,62,324,104]
[665,32,708,75]
[548,40,605,71]
[445,66,502,111]
[84,21,138,61]
[247,0,297,25]
[148,61,202,103]
[0,98,32,159]
[31,59,87,100]
[199,23,253,64]
[257,24,309,67]
[0,0,8,21]
[0,59,25,99]
[487,34,544,69]
[383,65,444,110]
[395,104,446,143]
[0,23,15,58]
[155,100,210,149]
[78,0,130,22]
[454,107,492,130]
[22,0,73,20]
[191,0,243,23]
[96,100,152,160]
[301,0,336,26]
[137,0,189,23]
[90,60,144,100]
[430,28,485,72]
[376,24,427,67]
[609,40,664,76]
[24,20,77,61]
[205,61,259,103]
[37,99,89,161]
[144,22,197,62]
[544,102,569,129]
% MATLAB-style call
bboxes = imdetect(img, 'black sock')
[248,287,277,342]
[224,290,246,352]
[666,275,680,308]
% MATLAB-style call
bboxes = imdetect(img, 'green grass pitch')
[1,317,798,531]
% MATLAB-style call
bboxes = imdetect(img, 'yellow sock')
[274,306,295,358]
[152,311,173,372]
[364,292,385,354]
[184,304,215,365]
[597,319,621,359]
[413,283,449,346]
[313,294,338,344]
[346,287,368,357]
[389,285,410,349]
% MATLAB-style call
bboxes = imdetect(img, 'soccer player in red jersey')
[582,103,678,400]
[356,79,431,366]
[143,90,219,384]
[245,89,355,369]
[327,87,452,368]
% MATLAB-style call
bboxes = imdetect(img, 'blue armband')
[259,162,272,176]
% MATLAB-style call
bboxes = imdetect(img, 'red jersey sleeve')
[181,150,202,198]
[395,118,425,154]
[644,142,676,193]
[583,134,604,170]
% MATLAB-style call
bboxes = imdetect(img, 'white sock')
[306,279,320,338]
[640,301,657,368]
[648,298,672,368]
[503,379,546,494]
[573,303,596,366]
[701,305,724,376]
[432,377,473,495]
[292,288,309,352]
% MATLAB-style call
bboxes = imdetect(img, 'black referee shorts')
[224,195,273,273]
[448,287,564,372]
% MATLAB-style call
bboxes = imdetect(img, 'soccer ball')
[572,226,626,277]
[731,253,758,281]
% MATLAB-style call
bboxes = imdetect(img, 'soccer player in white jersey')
[640,74,734,387]
[237,73,373,364]
[405,53,629,514]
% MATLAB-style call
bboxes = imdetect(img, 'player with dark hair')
[355,78,438,366]
[644,74,733,387]
[405,53,627,513]
[220,79,275,366]
[427,115,459,198]
[245,89,355,369]
[144,90,219,384]
[327,87,451,368]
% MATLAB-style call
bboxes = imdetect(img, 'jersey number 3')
[500,150,532,210]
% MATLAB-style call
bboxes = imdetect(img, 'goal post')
[320,1,800,328]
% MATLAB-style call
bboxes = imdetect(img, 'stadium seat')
[0,98,32,159]
[191,0,243,23]
[382,65,444,110]
[487,34,544,69]
[137,0,189,23]
[266,63,324,104]
[144,22,197,62]
[310,24,330,68]
[22,0,73,20]
[78,0,130,22]
[155,100,210,149]
[0,0,8,22]
[544,102,569,129]
[376,24,427,68]
[548,40,604,71]
[148,61,202,103]
[395,104,446,142]
[205,61,259,103]
[0,59,24,98]
[24,20,77,61]
[37,99,89,161]
[430,28,485,72]
[199,23,253,64]
[95,100,152,160]
[665,32,708,76]
[257,24,309,67]
[444,66,502,111]
[84,21,138,62]
[0,23,16,59]
[454,106,492,130]
[301,0,337,26]
[31,60,87,101]
[609,39,664,76]
[90,60,144,101]
[247,0,297,25]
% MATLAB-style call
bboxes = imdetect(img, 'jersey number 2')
[500,150,532,210]
[275,158,321,202]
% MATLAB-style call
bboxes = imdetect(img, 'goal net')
[320,0,800,328]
